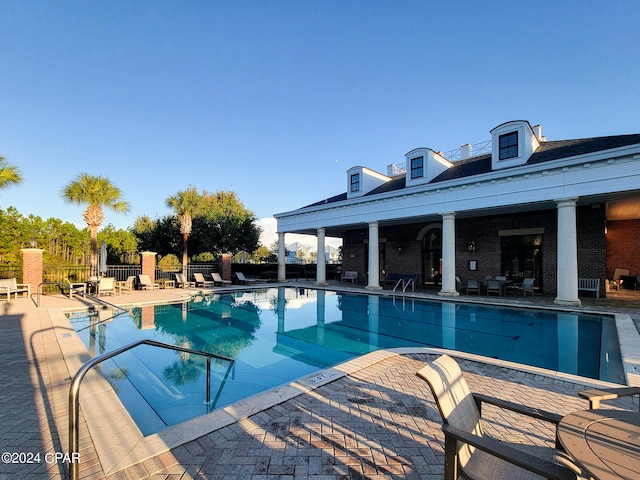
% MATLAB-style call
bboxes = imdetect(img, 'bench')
[341,271,358,283]
[0,278,31,302]
[578,278,600,298]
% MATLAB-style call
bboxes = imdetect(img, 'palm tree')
[0,155,23,190]
[166,187,202,273]
[61,173,130,277]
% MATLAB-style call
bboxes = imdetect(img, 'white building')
[274,120,640,306]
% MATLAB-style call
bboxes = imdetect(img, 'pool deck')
[2,281,640,479]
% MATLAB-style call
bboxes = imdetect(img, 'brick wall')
[606,219,640,278]
[340,205,606,296]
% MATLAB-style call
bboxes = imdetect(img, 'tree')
[0,155,22,190]
[166,187,203,273]
[61,173,130,276]
[196,190,261,256]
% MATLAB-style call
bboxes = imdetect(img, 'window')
[410,156,424,179]
[499,131,518,160]
[350,173,360,192]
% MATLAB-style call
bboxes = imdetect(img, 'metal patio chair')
[416,355,580,480]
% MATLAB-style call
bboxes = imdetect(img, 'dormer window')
[499,132,518,160]
[350,173,360,192]
[410,156,424,179]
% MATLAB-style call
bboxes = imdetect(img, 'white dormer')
[490,120,541,170]
[404,148,453,187]
[346,166,391,199]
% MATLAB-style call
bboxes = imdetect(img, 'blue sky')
[1,1,639,247]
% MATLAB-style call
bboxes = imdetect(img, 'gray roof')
[302,133,640,210]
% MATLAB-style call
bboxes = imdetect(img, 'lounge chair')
[65,278,86,298]
[416,355,580,480]
[211,272,231,287]
[608,268,629,291]
[235,272,257,285]
[193,272,215,288]
[0,278,31,302]
[175,273,194,288]
[138,274,160,290]
[97,277,115,296]
[115,276,135,294]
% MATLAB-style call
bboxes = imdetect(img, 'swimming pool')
[68,287,623,435]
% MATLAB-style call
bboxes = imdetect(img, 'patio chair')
[193,272,215,288]
[466,279,480,295]
[138,274,160,290]
[97,277,115,296]
[211,272,231,287]
[416,355,580,480]
[65,278,86,299]
[486,279,501,296]
[235,272,257,285]
[115,276,135,294]
[512,277,535,297]
[578,386,640,411]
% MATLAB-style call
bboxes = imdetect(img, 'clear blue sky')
[1,1,639,246]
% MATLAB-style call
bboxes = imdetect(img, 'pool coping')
[51,288,640,475]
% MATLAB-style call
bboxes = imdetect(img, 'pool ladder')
[392,277,416,311]
[392,277,415,297]
[68,339,235,480]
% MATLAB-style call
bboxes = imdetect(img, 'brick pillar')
[21,248,43,291]
[219,254,232,282]
[140,252,157,281]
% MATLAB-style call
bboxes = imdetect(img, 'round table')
[557,409,640,479]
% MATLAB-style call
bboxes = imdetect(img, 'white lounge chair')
[211,272,231,286]
[138,274,160,290]
[193,272,215,288]
[175,273,194,288]
[235,272,257,285]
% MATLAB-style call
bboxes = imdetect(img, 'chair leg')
[444,432,459,480]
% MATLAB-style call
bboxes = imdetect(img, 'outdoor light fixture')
[29,237,37,248]
[467,240,476,252]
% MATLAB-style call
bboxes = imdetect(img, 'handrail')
[69,339,234,480]
[36,282,68,307]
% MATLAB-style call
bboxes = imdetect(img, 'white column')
[555,198,581,306]
[439,212,459,296]
[315,227,328,285]
[277,232,287,282]
[366,222,382,290]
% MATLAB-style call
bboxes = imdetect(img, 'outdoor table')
[557,409,640,479]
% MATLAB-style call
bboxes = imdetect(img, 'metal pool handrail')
[68,339,235,480]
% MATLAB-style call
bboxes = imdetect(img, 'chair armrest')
[17,283,31,295]
[442,424,577,480]
[473,393,563,424]
[578,387,640,410]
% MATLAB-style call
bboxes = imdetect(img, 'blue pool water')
[68,287,623,435]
